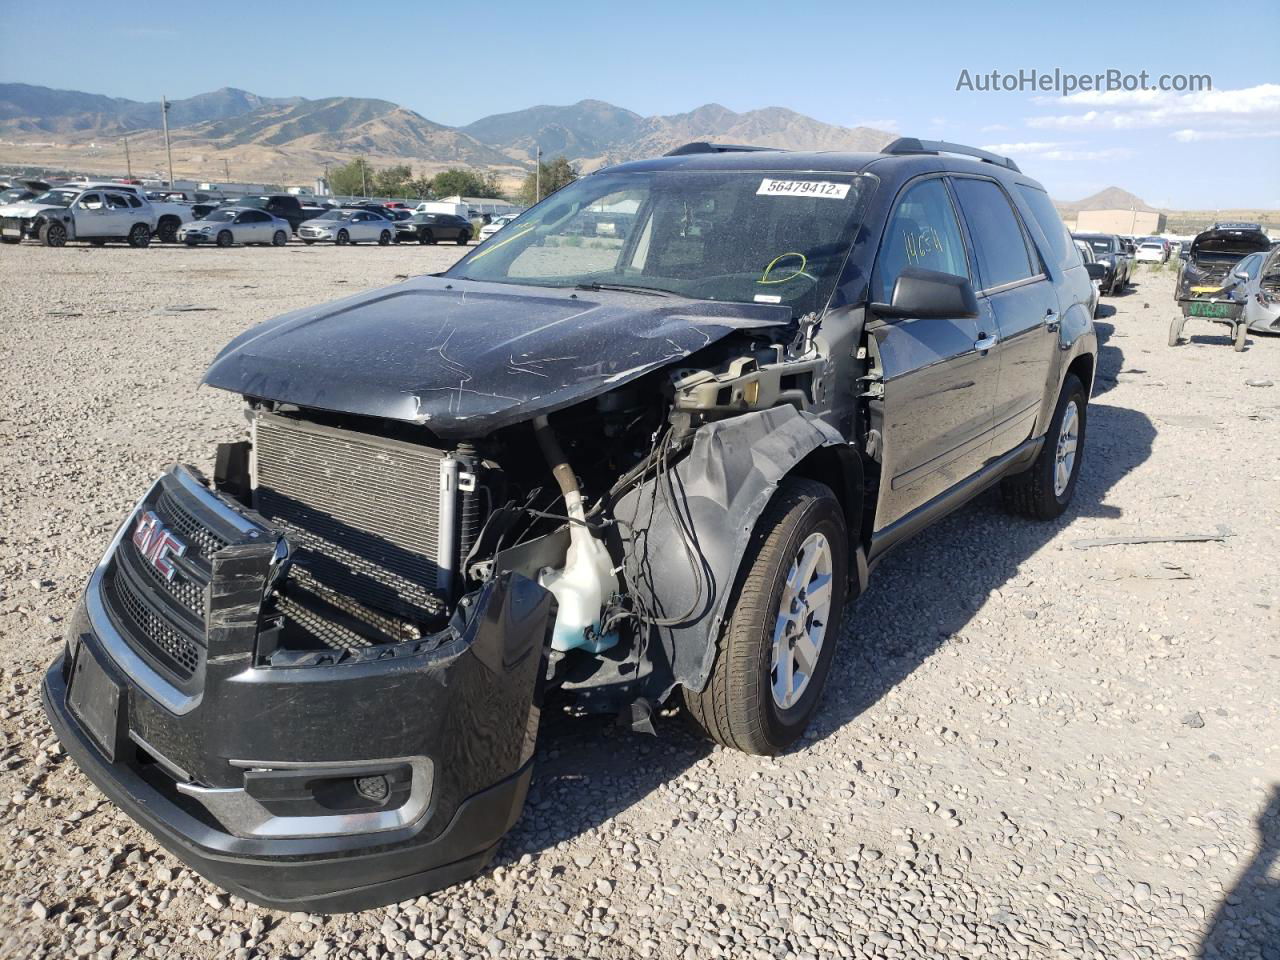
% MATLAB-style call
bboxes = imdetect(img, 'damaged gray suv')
[44,138,1098,912]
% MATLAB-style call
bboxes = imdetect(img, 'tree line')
[327,156,579,205]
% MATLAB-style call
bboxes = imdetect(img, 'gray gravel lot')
[1,245,1277,960]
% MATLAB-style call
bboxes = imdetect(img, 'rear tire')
[41,221,67,247]
[422,229,435,245]
[456,231,470,245]
[378,230,391,245]
[1169,314,1186,346]
[272,230,288,246]
[216,230,233,248]
[156,217,179,243]
[1000,373,1086,521]
[1233,323,1247,352]
[682,477,848,756]
[127,223,151,248]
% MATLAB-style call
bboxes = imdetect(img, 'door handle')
[1044,310,1060,332]
[974,334,999,353]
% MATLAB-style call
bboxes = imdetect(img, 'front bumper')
[42,469,552,912]
[1,216,34,239]
[179,232,213,244]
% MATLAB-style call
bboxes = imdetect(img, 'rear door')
[950,176,1060,459]
[869,175,996,530]
[103,192,135,236]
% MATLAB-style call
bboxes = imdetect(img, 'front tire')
[1169,314,1186,346]
[40,221,67,247]
[127,223,151,248]
[335,229,350,246]
[156,217,179,243]
[215,230,233,248]
[1001,373,1087,520]
[456,231,471,245]
[683,478,848,755]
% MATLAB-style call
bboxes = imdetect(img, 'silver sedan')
[296,209,395,245]
[1233,249,1280,334]
[178,207,291,247]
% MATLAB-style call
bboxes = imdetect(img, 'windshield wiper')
[575,281,677,298]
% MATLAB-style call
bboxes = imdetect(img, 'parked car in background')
[1226,248,1280,335]
[27,186,156,247]
[0,178,50,207]
[1134,239,1168,263]
[178,207,291,247]
[1073,240,1102,317]
[219,195,311,233]
[0,185,82,241]
[1073,233,1130,294]
[478,213,518,241]
[393,211,472,245]
[1171,222,1273,350]
[297,208,396,245]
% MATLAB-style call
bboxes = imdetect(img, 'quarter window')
[874,178,969,303]
[1017,184,1078,271]
[951,178,1036,290]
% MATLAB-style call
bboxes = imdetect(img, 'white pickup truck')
[0,181,197,246]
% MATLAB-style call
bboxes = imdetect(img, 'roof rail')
[664,142,786,157]
[882,137,1021,173]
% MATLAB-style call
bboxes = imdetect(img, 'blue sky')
[3,0,1277,208]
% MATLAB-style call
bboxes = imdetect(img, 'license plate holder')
[67,644,126,762]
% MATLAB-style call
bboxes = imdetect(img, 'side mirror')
[872,266,979,319]
[1084,262,1107,281]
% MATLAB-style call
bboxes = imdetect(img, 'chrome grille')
[252,413,451,622]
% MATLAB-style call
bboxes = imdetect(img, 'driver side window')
[874,178,969,303]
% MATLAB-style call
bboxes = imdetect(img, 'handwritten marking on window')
[904,225,947,266]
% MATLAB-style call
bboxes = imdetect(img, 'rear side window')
[951,178,1038,291]
[1018,184,1078,271]
[873,177,970,303]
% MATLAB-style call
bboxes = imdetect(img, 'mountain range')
[0,83,896,182]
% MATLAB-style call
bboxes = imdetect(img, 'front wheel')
[215,230,233,248]
[127,223,151,248]
[335,229,349,246]
[41,221,67,247]
[1233,323,1247,352]
[1169,314,1186,346]
[378,230,391,245]
[456,231,471,245]
[272,230,288,246]
[683,477,848,755]
[1001,373,1087,520]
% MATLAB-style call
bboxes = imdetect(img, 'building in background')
[1077,209,1167,235]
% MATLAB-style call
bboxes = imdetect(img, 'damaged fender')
[615,405,850,698]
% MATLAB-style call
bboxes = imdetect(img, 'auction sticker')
[757,178,850,199]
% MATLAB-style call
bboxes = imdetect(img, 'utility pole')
[1130,205,1137,235]
[222,158,231,183]
[160,96,175,187]
[361,160,367,198]
[121,137,132,178]
[535,146,542,203]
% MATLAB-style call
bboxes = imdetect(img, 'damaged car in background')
[44,138,1098,912]
[1170,221,1274,350]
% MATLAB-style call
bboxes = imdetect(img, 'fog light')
[355,775,389,802]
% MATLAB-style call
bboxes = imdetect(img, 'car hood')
[299,218,342,229]
[1190,227,1271,259]
[203,275,791,437]
[0,200,63,217]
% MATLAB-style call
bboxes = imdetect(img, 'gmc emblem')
[131,510,188,581]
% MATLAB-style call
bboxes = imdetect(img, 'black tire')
[215,230,233,248]
[40,221,67,247]
[1233,323,1247,352]
[156,217,179,244]
[1168,314,1186,346]
[272,230,288,247]
[422,229,435,245]
[303,239,315,245]
[456,231,470,245]
[184,238,199,247]
[336,229,350,246]
[1000,373,1087,521]
[682,477,848,755]
[127,223,151,248]
[417,232,429,245]
[378,230,391,246]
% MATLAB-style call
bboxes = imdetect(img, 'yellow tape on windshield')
[758,252,807,284]
[468,223,536,261]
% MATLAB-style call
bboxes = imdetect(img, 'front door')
[950,176,1059,457]
[74,192,111,238]
[869,175,997,531]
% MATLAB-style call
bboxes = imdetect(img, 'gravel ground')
[1,245,1277,960]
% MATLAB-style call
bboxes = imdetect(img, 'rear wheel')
[41,221,67,247]
[335,229,350,246]
[127,223,151,248]
[378,230,391,245]
[1169,314,1186,346]
[683,477,848,755]
[156,217,179,243]
[216,230,233,248]
[1001,373,1086,520]
[422,229,435,245]
[1233,323,1247,352]
[456,231,470,245]
[272,230,288,246]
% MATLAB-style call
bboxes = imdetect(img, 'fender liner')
[614,405,848,699]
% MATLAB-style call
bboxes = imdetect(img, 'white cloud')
[980,141,1132,162]
[1172,127,1280,142]
[1029,83,1280,138]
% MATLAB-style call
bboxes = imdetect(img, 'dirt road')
[1,246,1276,959]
